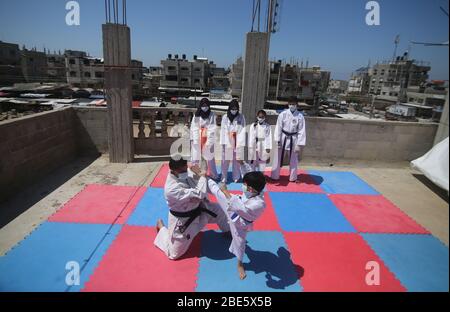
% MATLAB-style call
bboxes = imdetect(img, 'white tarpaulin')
[411,137,449,192]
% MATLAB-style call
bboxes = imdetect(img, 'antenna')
[392,34,400,62]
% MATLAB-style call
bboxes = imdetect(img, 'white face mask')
[289,105,297,112]
[201,106,209,112]
[230,109,238,115]
[257,117,265,124]
[178,172,189,180]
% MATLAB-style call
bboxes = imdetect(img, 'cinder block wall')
[73,107,108,154]
[265,115,437,161]
[0,107,78,202]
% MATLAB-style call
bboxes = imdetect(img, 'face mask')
[242,184,255,198]
[289,105,297,112]
[178,172,188,180]
[230,109,238,115]
[201,106,209,112]
[257,117,265,124]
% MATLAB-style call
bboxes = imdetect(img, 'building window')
[168,66,176,71]
[69,59,76,65]
[194,78,200,83]
[181,67,189,71]
[83,59,90,66]
[84,72,91,78]
[95,72,103,78]
[70,71,77,77]
[165,75,177,81]
[194,68,201,72]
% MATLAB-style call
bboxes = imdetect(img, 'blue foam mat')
[307,170,379,195]
[126,188,168,226]
[0,222,121,292]
[196,230,302,292]
[269,192,356,232]
[362,234,449,292]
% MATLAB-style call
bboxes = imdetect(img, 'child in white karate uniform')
[207,161,266,280]
[248,110,272,172]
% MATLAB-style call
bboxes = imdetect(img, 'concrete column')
[102,23,134,163]
[434,92,449,145]
[241,32,270,122]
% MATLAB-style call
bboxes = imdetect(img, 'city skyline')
[0,0,448,80]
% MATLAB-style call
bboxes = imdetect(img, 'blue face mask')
[178,172,188,180]
[242,184,255,198]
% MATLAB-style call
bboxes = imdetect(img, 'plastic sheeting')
[411,137,449,192]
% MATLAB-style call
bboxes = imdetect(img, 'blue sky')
[0,0,448,80]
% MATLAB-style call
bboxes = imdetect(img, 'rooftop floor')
[0,155,448,291]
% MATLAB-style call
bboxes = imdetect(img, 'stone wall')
[0,107,78,202]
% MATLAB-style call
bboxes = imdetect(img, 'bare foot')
[156,219,164,233]
[238,262,247,280]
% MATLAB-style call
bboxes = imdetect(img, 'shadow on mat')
[244,246,303,290]
[267,173,324,186]
[200,231,303,289]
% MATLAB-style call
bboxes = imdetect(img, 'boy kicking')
[207,160,266,280]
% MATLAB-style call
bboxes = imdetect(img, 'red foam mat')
[49,184,146,224]
[284,232,406,292]
[83,225,201,292]
[329,194,430,234]
[150,164,169,188]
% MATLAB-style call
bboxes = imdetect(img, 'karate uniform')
[190,112,219,179]
[271,109,306,181]
[248,121,272,172]
[154,170,229,260]
[220,114,246,183]
[207,163,266,261]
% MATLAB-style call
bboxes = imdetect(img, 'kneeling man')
[154,156,229,260]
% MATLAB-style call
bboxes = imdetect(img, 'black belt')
[170,204,217,234]
[280,130,297,168]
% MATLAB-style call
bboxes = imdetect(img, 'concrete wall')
[73,106,108,154]
[298,117,437,161]
[0,107,78,202]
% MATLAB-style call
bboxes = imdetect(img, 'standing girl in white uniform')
[190,98,219,180]
[248,110,272,172]
[220,100,246,183]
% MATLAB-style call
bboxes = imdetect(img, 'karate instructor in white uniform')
[270,96,306,182]
[154,156,230,260]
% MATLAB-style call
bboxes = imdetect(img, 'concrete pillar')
[102,23,134,163]
[434,92,449,146]
[241,32,270,122]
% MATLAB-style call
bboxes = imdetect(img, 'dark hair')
[288,96,298,104]
[169,156,187,171]
[243,171,266,193]
[256,110,267,117]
